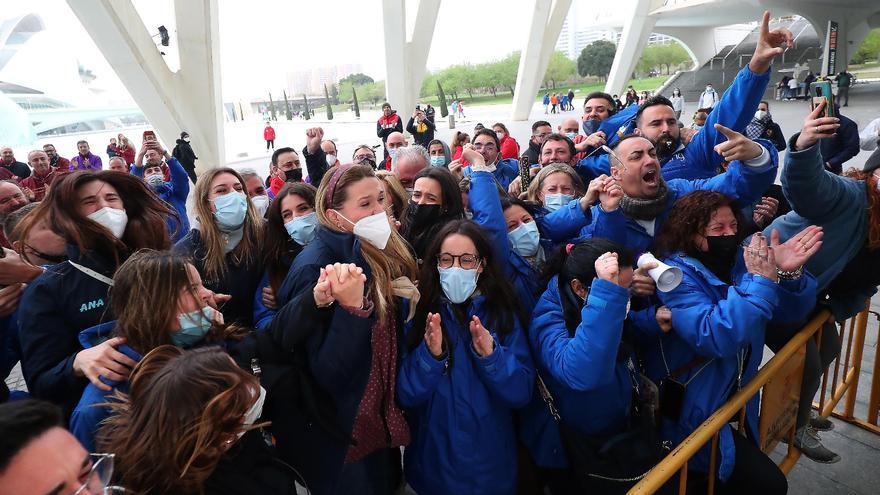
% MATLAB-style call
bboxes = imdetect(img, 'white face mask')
[87,207,128,238]
[326,154,338,167]
[238,385,266,438]
[336,210,392,250]
[251,194,270,217]
[754,110,768,120]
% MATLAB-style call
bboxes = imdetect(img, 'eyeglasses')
[532,133,551,139]
[72,453,127,494]
[437,253,481,270]
[354,154,375,162]
[471,143,496,152]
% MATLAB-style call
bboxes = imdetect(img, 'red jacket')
[117,145,136,165]
[264,126,276,141]
[20,171,57,201]
[499,135,520,160]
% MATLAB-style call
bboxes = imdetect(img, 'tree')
[497,52,521,95]
[268,92,277,120]
[329,84,339,104]
[339,73,375,86]
[577,40,616,80]
[437,81,448,118]
[282,90,292,120]
[323,84,333,120]
[636,42,691,76]
[851,29,880,64]
[352,85,361,118]
[544,51,576,89]
[302,94,311,120]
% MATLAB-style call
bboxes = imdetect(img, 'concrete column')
[604,0,657,97]
[510,0,572,121]
[382,0,440,121]
[796,7,877,73]
[66,0,224,172]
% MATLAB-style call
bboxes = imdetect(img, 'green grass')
[850,61,880,71]
[856,70,880,79]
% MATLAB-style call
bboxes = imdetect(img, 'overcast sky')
[6,0,619,101]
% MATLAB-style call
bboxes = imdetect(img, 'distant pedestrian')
[264,121,276,151]
[567,88,575,109]
[457,100,466,118]
[550,93,558,113]
[106,138,118,159]
[837,70,853,107]
[172,131,199,184]
[543,93,550,113]
[698,84,719,109]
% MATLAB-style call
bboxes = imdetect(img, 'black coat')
[204,429,301,494]
[172,139,198,183]
[406,116,436,148]
[523,139,541,166]
[18,245,116,416]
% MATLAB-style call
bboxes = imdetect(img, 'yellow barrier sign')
[759,344,807,453]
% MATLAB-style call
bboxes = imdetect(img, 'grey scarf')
[619,180,669,220]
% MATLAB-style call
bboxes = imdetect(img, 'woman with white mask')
[398,220,533,495]
[16,170,174,417]
[174,167,264,328]
[268,163,418,494]
[253,182,318,330]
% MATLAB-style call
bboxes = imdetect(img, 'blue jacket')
[269,226,408,494]
[463,158,519,190]
[576,65,772,182]
[579,141,778,256]
[651,253,816,481]
[17,245,116,416]
[173,230,263,327]
[252,274,275,331]
[819,113,860,174]
[524,277,635,469]
[69,322,142,452]
[468,170,542,312]
[131,157,190,241]
[1,312,21,385]
[764,135,872,319]
[397,296,533,495]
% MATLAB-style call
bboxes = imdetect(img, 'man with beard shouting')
[575,11,793,182]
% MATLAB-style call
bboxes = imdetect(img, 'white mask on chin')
[87,207,128,238]
[335,210,392,249]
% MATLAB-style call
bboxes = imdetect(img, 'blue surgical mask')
[146,174,165,187]
[439,266,479,304]
[284,212,317,246]
[508,221,540,257]
[172,306,215,348]
[430,156,446,167]
[544,193,574,212]
[213,191,248,231]
[582,119,600,135]
[565,132,578,141]
[388,148,399,160]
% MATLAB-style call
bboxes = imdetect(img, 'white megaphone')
[637,252,682,292]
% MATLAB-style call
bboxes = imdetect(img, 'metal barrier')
[628,301,879,494]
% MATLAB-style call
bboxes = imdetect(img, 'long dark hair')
[540,238,633,334]
[15,170,174,268]
[408,220,528,353]
[263,182,317,292]
[402,167,464,259]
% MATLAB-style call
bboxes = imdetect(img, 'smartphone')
[518,153,531,190]
[809,81,835,118]
[143,130,157,143]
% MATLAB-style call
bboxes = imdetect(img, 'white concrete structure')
[65,0,224,172]
[511,0,572,121]
[381,0,440,120]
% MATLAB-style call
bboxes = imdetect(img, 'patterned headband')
[324,163,354,207]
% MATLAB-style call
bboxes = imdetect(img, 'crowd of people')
[2,11,880,495]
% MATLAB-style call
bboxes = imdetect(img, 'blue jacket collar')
[313,226,372,277]
[78,321,142,362]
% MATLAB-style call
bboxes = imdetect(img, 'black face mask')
[582,119,601,135]
[654,134,680,159]
[284,169,303,182]
[696,234,739,282]
[405,202,442,230]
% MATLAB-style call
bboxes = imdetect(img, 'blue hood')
[78,321,142,387]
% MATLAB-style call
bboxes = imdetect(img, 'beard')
[653,133,680,159]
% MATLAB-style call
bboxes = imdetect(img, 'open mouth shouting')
[642,166,659,188]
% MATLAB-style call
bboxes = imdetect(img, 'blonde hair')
[526,163,585,202]
[317,165,418,325]
[375,170,408,220]
[191,167,264,282]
